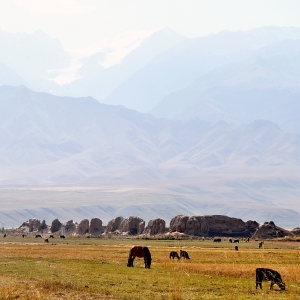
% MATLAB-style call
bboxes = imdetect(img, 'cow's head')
[279,281,286,290]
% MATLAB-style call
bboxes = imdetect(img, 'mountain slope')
[1,85,300,183]
[54,27,186,101]
[104,26,300,112]
[150,39,300,134]
[1,85,300,228]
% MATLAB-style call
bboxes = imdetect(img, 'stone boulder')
[252,221,293,239]
[63,220,76,234]
[169,214,259,236]
[291,227,300,236]
[76,219,89,235]
[29,218,41,232]
[89,218,103,236]
[143,218,166,235]
[18,220,30,232]
[50,218,62,233]
[39,220,47,231]
[105,216,125,234]
[105,216,145,235]
[120,216,145,235]
[18,218,47,232]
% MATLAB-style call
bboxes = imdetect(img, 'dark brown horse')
[127,246,152,268]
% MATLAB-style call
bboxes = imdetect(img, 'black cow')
[259,241,264,248]
[60,235,65,238]
[3,234,6,238]
[169,251,180,259]
[229,239,232,243]
[49,235,54,238]
[35,234,42,238]
[21,234,26,238]
[233,239,239,243]
[213,238,221,242]
[180,250,190,259]
[256,268,285,290]
[235,246,239,251]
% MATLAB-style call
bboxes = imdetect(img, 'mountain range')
[1,26,300,229]
[0,85,300,228]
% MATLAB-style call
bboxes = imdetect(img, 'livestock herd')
[127,241,286,291]
[2,233,286,291]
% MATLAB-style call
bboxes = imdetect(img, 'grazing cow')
[35,234,42,238]
[180,250,190,259]
[44,238,49,243]
[60,235,65,238]
[233,239,239,243]
[259,242,264,248]
[229,238,232,243]
[3,234,6,238]
[49,235,54,238]
[213,238,221,242]
[256,268,285,290]
[169,251,180,259]
[235,246,239,251]
[21,234,26,238]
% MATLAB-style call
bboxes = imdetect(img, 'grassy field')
[0,236,300,299]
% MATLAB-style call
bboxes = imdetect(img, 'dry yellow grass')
[0,237,299,299]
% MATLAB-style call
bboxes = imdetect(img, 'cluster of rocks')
[169,215,259,237]
[17,214,300,239]
[251,221,294,240]
[19,218,104,236]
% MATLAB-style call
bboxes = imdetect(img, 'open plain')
[0,236,299,299]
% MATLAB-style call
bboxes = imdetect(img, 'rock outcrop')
[76,219,89,235]
[105,216,145,235]
[251,221,293,239]
[50,218,62,233]
[105,216,125,234]
[63,220,76,234]
[143,218,166,235]
[18,218,47,232]
[169,214,259,236]
[291,227,300,236]
[89,218,103,236]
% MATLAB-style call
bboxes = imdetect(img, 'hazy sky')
[1,0,300,49]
